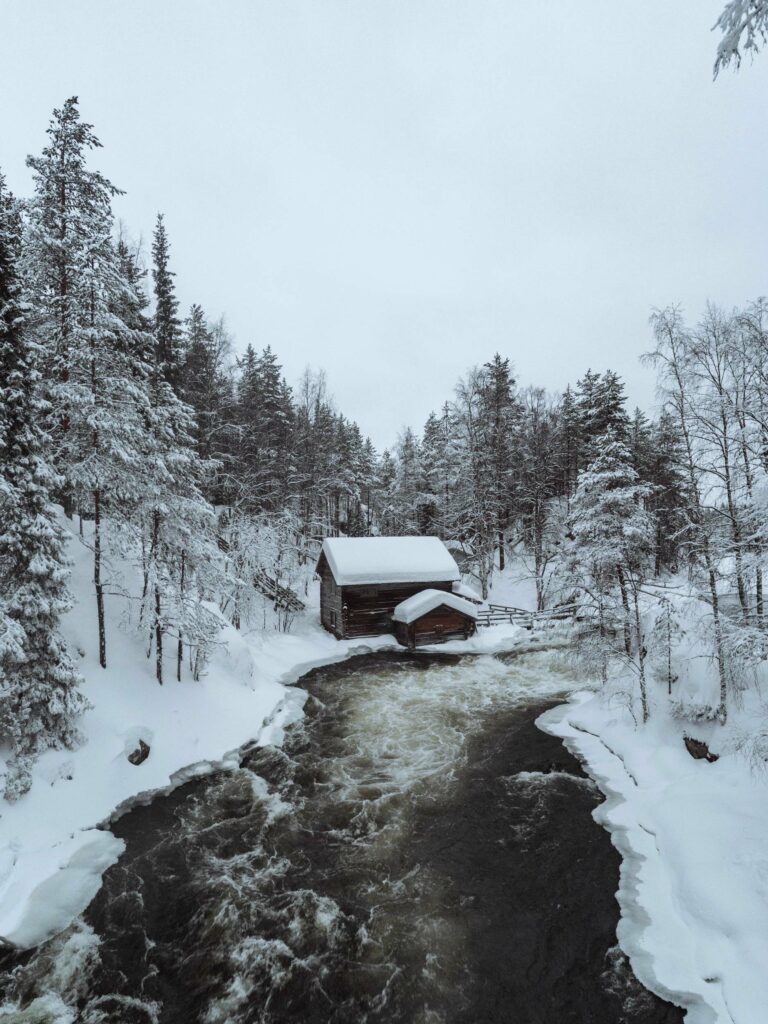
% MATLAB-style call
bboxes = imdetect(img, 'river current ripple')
[0,651,683,1024]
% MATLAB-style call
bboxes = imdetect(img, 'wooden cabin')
[393,589,478,648]
[316,537,461,639]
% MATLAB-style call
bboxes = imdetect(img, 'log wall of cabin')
[339,581,454,639]
[320,566,344,637]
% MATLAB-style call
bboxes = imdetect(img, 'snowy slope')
[0,516,399,949]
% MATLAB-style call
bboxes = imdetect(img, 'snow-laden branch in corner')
[714,0,768,74]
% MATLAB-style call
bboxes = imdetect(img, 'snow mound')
[0,831,125,949]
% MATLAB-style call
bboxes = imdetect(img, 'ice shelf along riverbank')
[541,692,768,1024]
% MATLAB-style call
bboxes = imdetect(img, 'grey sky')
[2,1,767,450]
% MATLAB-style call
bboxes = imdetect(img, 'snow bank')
[392,588,478,623]
[0,519,400,951]
[319,536,460,585]
[539,693,768,1024]
[451,581,482,603]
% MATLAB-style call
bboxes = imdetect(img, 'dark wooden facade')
[317,556,455,639]
[394,605,477,649]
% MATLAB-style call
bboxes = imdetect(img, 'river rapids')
[0,650,683,1024]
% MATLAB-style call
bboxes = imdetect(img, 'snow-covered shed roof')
[317,537,460,586]
[392,588,479,624]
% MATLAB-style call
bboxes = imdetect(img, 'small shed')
[316,537,460,639]
[392,589,478,648]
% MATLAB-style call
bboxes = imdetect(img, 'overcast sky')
[2,1,767,450]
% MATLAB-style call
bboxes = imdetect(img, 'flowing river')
[0,650,683,1024]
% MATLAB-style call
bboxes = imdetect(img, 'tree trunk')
[757,568,764,629]
[597,595,608,686]
[666,604,673,696]
[631,583,649,722]
[93,489,106,669]
[705,553,728,723]
[155,585,163,685]
[616,564,632,657]
[177,549,185,682]
[498,530,505,571]
[720,413,749,622]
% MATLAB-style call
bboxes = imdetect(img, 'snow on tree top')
[318,537,460,586]
[392,588,478,624]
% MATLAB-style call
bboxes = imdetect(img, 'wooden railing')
[253,570,306,613]
[476,602,579,630]
[217,535,306,612]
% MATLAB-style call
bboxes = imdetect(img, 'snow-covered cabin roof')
[317,537,460,586]
[451,581,483,604]
[392,588,478,624]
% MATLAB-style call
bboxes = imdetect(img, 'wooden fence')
[476,602,579,631]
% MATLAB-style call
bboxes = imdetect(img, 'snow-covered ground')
[540,688,768,1024]
[0,519,402,950]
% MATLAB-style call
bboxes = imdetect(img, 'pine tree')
[0,171,87,799]
[594,370,630,439]
[24,99,189,671]
[151,213,182,387]
[391,427,423,534]
[629,407,653,480]
[646,412,687,574]
[519,387,561,610]
[181,307,235,498]
[558,385,581,495]
[577,369,629,462]
[479,354,518,569]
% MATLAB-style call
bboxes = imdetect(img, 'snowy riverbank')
[0,516,536,951]
[0,512,422,951]
[540,692,768,1024]
[0,613,409,949]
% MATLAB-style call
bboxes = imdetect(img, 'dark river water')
[0,651,684,1024]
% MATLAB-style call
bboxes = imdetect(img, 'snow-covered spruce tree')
[576,369,629,464]
[567,433,654,721]
[0,171,87,800]
[557,384,581,497]
[151,213,183,388]
[518,387,562,610]
[137,309,223,684]
[23,98,157,670]
[645,412,688,576]
[390,427,423,535]
[179,307,236,503]
[451,361,518,597]
[233,341,293,512]
[479,354,519,571]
